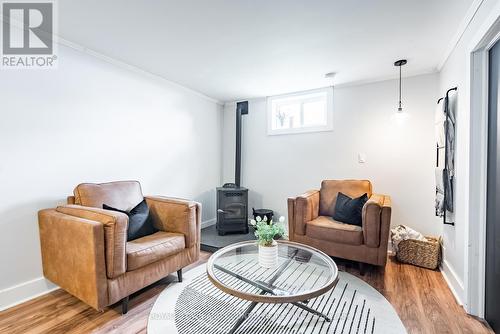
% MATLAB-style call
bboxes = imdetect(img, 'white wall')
[438,0,500,310]
[0,45,222,310]
[223,73,440,237]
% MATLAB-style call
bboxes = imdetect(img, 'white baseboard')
[0,277,58,312]
[440,259,465,306]
[387,237,395,255]
[201,218,216,229]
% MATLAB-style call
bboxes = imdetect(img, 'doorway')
[466,7,500,317]
[485,39,500,331]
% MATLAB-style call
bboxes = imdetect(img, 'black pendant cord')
[398,65,402,110]
[437,87,458,226]
[394,59,406,111]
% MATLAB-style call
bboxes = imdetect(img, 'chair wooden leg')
[177,269,183,282]
[122,296,129,315]
[359,262,366,276]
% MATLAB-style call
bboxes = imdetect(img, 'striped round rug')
[148,264,407,334]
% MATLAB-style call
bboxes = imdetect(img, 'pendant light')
[394,59,407,113]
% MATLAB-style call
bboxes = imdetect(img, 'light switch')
[358,153,366,163]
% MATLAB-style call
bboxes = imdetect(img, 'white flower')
[263,216,268,222]
[250,219,256,226]
[279,216,285,223]
[256,216,262,222]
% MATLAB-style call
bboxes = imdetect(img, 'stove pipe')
[235,101,248,187]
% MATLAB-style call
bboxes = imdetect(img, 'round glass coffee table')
[207,240,338,334]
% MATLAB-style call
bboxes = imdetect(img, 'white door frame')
[466,5,500,317]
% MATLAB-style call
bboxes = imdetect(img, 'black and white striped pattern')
[174,262,382,334]
[213,257,332,298]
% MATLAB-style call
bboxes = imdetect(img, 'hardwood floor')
[0,253,492,334]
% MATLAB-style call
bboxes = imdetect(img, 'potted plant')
[250,216,286,268]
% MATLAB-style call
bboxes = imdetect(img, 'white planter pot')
[259,241,278,268]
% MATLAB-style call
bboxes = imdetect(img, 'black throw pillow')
[332,192,369,227]
[103,199,157,241]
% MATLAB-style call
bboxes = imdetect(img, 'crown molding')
[437,0,485,71]
[57,37,223,106]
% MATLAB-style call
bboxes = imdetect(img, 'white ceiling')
[59,0,474,102]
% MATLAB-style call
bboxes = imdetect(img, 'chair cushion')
[319,180,372,217]
[74,181,143,211]
[306,216,363,245]
[126,231,185,271]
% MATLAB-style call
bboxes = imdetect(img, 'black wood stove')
[216,186,248,235]
[216,101,249,235]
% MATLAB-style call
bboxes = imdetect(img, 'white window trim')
[266,87,333,136]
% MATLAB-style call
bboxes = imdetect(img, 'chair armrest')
[38,209,108,310]
[288,190,319,236]
[56,205,128,279]
[362,194,392,248]
[145,196,201,248]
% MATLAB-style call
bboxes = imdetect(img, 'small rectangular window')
[267,87,333,135]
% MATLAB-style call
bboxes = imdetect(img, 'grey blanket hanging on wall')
[443,96,455,213]
[435,93,456,219]
[435,101,445,217]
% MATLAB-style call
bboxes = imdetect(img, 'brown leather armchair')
[38,181,201,313]
[288,180,391,267]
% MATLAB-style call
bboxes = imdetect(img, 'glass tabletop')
[206,240,338,303]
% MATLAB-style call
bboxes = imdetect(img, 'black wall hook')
[437,86,458,104]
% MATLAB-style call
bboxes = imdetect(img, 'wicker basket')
[396,236,442,269]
